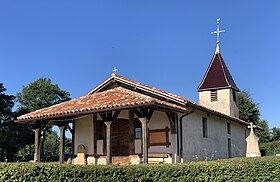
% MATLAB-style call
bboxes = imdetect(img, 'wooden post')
[59,125,67,164]
[128,110,135,155]
[139,118,148,164]
[34,127,41,162]
[71,123,75,156]
[104,121,112,164]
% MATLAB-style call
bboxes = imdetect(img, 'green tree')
[238,90,270,143]
[0,83,24,161]
[256,120,271,143]
[238,90,260,123]
[271,127,280,141]
[16,78,71,161]
[16,78,71,112]
[0,83,14,123]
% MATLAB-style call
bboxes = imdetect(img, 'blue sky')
[0,1,279,128]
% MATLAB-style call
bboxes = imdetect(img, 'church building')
[16,20,250,165]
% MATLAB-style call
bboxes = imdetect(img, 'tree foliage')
[238,90,270,143]
[0,83,14,123]
[0,83,30,161]
[256,119,271,143]
[238,90,260,124]
[16,78,71,112]
[270,127,280,141]
[15,78,71,161]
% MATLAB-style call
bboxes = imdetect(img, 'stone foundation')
[73,154,172,165]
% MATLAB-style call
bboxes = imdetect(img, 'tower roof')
[197,52,239,92]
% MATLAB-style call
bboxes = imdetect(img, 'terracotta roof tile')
[17,74,249,126]
[17,87,186,122]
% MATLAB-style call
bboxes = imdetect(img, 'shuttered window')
[211,90,218,102]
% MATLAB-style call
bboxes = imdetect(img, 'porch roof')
[16,87,186,123]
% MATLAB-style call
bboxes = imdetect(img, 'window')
[228,138,231,158]
[227,123,231,134]
[135,119,142,139]
[210,90,218,102]
[233,90,237,103]
[97,121,104,140]
[202,117,207,138]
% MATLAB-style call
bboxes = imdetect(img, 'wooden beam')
[99,111,120,122]
[34,127,41,162]
[67,124,73,134]
[93,114,97,155]
[104,121,112,164]
[133,108,154,122]
[32,121,48,162]
[133,109,142,119]
[59,124,67,164]
[112,111,121,121]
[99,113,107,121]
[165,112,176,134]
[129,110,135,155]
[139,118,148,164]
[72,121,75,156]
[146,109,154,122]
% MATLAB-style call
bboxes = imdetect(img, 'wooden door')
[111,119,129,156]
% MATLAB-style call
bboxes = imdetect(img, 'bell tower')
[197,19,239,118]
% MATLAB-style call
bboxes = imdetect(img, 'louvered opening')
[210,90,218,102]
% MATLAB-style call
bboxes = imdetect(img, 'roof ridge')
[218,53,231,86]
[114,74,187,102]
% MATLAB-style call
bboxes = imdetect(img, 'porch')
[72,109,176,165]
[16,86,186,164]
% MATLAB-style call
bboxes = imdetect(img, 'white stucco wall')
[74,114,94,155]
[181,110,247,161]
[147,111,174,154]
[199,89,239,118]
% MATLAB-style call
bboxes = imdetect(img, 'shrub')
[0,157,280,181]
[260,141,280,156]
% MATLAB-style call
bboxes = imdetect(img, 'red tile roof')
[16,74,249,126]
[198,53,239,91]
[87,74,187,104]
[87,74,248,126]
[16,87,186,122]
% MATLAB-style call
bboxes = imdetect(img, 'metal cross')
[211,18,225,53]
[112,67,118,74]
[248,122,256,134]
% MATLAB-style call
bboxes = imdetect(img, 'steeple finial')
[112,67,118,75]
[211,18,225,53]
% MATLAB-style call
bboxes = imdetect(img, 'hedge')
[0,157,280,182]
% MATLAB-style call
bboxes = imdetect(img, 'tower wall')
[199,88,239,118]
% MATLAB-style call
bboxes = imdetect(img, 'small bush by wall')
[0,157,280,181]
[260,141,280,156]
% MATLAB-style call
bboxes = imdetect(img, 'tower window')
[202,117,207,138]
[233,90,237,103]
[210,90,218,102]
